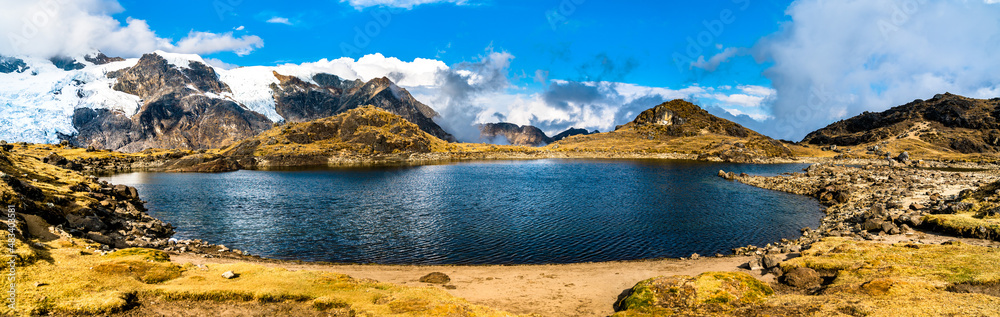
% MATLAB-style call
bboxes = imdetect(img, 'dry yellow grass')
[6,238,518,316]
[768,238,1000,316]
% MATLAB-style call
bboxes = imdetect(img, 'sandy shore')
[171,253,763,316]
[167,226,1000,317]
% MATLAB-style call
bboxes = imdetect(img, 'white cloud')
[692,47,741,71]
[266,17,292,25]
[204,57,239,70]
[751,0,1000,141]
[234,26,245,31]
[0,0,264,58]
[341,0,469,10]
[173,32,263,57]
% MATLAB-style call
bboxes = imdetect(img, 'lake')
[102,159,823,265]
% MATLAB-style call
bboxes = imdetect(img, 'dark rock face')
[69,53,272,152]
[0,56,28,73]
[552,127,596,142]
[270,72,455,142]
[802,93,1000,153]
[479,122,553,146]
[49,56,86,71]
[84,52,125,65]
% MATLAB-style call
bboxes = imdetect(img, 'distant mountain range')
[2,51,999,158]
[0,51,452,152]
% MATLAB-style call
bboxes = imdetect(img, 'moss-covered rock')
[614,272,773,316]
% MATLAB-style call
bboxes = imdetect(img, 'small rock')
[910,203,926,210]
[419,272,451,284]
[690,253,700,260]
[443,285,457,290]
[222,271,239,279]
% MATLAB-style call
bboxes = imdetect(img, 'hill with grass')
[218,105,448,169]
[802,93,1000,160]
[552,99,793,162]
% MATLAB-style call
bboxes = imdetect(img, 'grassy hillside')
[224,105,449,158]
[802,93,1000,162]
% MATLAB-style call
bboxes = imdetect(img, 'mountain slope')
[270,73,455,142]
[220,106,447,168]
[0,51,455,151]
[553,99,793,162]
[802,93,1000,154]
[70,53,273,152]
[479,123,553,146]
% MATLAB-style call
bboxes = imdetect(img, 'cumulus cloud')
[342,0,469,10]
[0,0,264,58]
[749,0,1000,141]
[428,50,514,142]
[266,17,292,25]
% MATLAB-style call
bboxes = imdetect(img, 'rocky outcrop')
[49,56,86,71]
[0,150,174,249]
[0,56,28,73]
[552,127,597,141]
[803,93,1000,153]
[722,162,1000,255]
[84,52,125,65]
[69,53,273,152]
[479,123,553,146]
[270,72,456,142]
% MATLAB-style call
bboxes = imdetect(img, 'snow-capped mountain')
[0,51,453,151]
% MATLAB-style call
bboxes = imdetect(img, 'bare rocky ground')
[721,159,1000,257]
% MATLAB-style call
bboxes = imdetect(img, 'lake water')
[102,159,823,265]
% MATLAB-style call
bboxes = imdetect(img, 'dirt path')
[170,254,761,317]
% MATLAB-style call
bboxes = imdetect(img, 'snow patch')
[0,56,140,144]
[152,50,207,69]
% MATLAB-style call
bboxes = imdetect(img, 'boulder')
[419,272,451,284]
[615,272,773,313]
[66,214,106,232]
[222,271,239,279]
[896,151,910,162]
[863,219,885,232]
[746,255,764,270]
[762,255,783,269]
[44,152,68,166]
[881,222,900,235]
[782,267,822,289]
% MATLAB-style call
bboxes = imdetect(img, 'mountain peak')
[479,123,553,146]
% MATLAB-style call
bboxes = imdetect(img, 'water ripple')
[103,159,824,265]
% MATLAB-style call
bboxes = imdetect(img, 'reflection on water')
[103,159,824,265]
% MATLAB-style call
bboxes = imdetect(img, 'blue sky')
[114,0,791,91]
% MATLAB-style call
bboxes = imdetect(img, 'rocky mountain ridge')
[0,51,454,152]
[479,123,553,146]
[803,93,1000,154]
